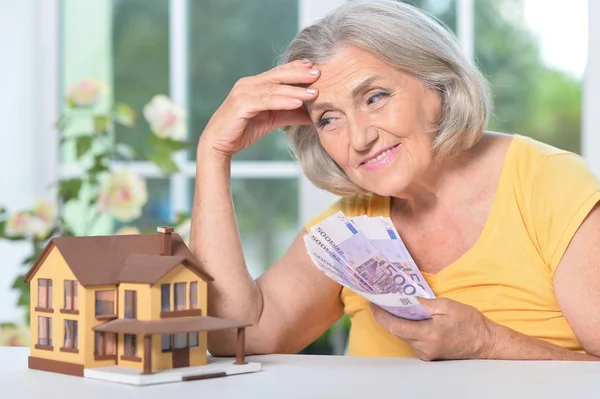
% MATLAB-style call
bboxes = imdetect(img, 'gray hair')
[279,0,493,196]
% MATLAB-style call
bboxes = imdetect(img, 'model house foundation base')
[84,358,261,386]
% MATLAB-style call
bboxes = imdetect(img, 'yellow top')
[305,135,600,357]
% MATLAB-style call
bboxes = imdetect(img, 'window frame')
[61,319,79,353]
[36,316,53,350]
[124,290,138,319]
[161,332,199,352]
[95,289,116,319]
[94,331,117,360]
[61,280,78,314]
[174,282,186,311]
[122,333,140,362]
[189,281,198,309]
[36,278,53,312]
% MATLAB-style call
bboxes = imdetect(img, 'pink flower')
[143,95,187,139]
[66,78,106,107]
[97,170,148,222]
[4,199,57,239]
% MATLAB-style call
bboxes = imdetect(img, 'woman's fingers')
[277,59,315,70]
[247,64,321,86]
[263,83,319,102]
[231,84,318,119]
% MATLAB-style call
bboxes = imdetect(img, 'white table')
[1,347,599,398]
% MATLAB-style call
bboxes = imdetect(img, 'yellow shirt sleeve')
[529,152,600,274]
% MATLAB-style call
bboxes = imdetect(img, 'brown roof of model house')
[93,315,252,334]
[24,227,214,285]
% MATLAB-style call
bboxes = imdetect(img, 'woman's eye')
[316,117,332,128]
[367,92,388,105]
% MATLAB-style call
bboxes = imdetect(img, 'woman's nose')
[348,124,378,152]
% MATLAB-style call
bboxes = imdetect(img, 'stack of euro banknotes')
[304,211,435,320]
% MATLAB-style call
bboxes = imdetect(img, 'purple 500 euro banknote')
[306,211,432,320]
[349,215,435,299]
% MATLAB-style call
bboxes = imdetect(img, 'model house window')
[38,316,52,347]
[161,334,171,351]
[94,332,117,356]
[124,334,137,357]
[190,281,198,309]
[63,320,78,350]
[162,333,199,351]
[37,278,52,309]
[174,333,188,349]
[124,290,137,319]
[174,282,186,310]
[189,332,199,348]
[95,290,116,317]
[161,283,170,311]
[63,280,78,311]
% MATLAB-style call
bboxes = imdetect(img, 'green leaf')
[11,275,27,290]
[89,154,109,175]
[17,288,30,307]
[116,143,136,160]
[75,136,93,158]
[59,178,83,202]
[93,115,111,134]
[147,134,190,153]
[114,102,136,127]
[148,150,179,174]
[21,254,39,266]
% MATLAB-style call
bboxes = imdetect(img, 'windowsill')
[94,354,117,361]
[96,314,117,320]
[60,309,79,315]
[160,309,202,318]
[120,355,142,363]
[60,347,79,354]
[35,344,54,351]
[34,307,54,314]
[162,345,199,353]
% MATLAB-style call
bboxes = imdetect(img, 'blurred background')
[0,0,596,354]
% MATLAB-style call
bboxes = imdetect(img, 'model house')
[24,226,251,378]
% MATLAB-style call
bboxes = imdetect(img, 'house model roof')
[24,230,214,286]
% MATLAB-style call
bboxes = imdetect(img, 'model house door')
[172,348,190,368]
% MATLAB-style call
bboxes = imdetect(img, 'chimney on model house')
[157,226,174,256]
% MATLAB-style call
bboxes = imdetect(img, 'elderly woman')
[190,0,600,361]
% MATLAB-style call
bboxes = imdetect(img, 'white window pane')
[474,0,585,153]
[189,178,299,277]
[112,0,170,159]
[188,0,299,162]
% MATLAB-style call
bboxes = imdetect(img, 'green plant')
[0,78,192,324]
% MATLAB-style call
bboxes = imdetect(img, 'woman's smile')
[360,143,402,171]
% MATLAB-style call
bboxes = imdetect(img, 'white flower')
[30,199,58,238]
[97,170,148,222]
[5,212,35,237]
[143,95,187,139]
[66,78,106,107]
[4,199,58,239]
[116,226,141,235]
